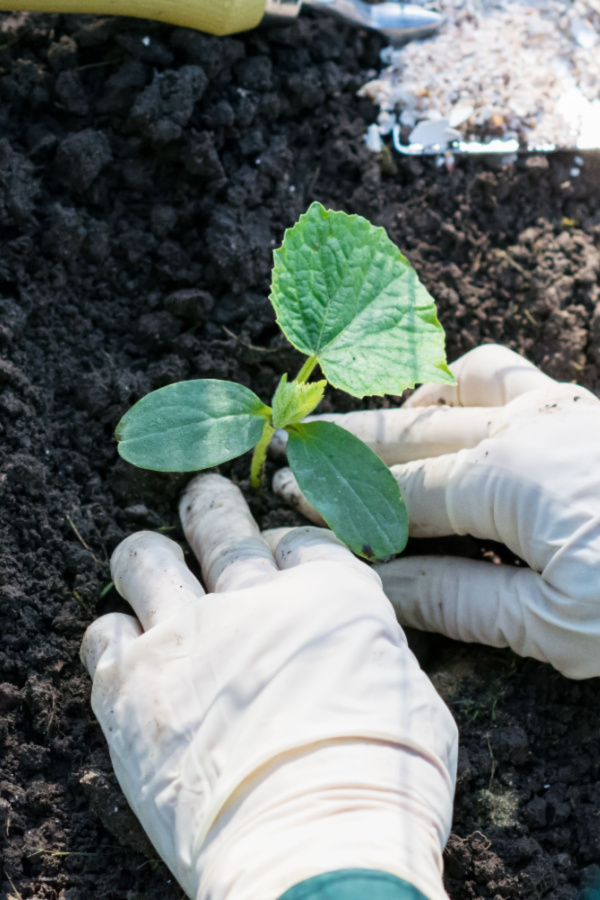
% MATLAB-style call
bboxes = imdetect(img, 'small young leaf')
[271,202,455,398]
[271,374,326,429]
[286,421,408,560]
[116,380,270,472]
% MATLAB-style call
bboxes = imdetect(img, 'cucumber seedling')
[115,202,454,560]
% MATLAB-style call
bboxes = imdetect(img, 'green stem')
[296,356,318,384]
[250,421,276,491]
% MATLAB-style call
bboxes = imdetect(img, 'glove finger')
[275,451,461,540]
[376,555,600,680]
[111,532,205,630]
[275,452,473,541]
[263,525,380,581]
[404,344,556,409]
[270,414,360,460]
[272,468,327,525]
[271,407,494,465]
[269,428,289,459]
[180,473,278,592]
[390,455,460,538]
[80,612,142,679]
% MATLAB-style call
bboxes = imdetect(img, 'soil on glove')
[0,10,599,900]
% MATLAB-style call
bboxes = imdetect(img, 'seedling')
[116,203,454,560]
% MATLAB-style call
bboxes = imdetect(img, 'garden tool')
[264,0,445,44]
[0,0,444,41]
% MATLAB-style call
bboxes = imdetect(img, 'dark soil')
[0,9,599,900]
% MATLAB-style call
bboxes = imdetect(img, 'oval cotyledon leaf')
[286,420,408,560]
[116,379,271,471]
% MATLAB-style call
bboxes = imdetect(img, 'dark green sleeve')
[277,869,431,900]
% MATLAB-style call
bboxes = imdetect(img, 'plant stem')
[296,356,318,384]
[250,421,276,491]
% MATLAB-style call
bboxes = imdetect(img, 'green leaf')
[116,380,270,472]
[286,421,408,560]
[271,374,326,429]
[270,202,455,398]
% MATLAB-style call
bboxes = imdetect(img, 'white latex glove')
[80,473,458,900]
[273,345,600,680]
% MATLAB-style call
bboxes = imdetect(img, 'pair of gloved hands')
[81,345,600,900]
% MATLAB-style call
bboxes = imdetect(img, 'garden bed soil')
[0,10,599,900]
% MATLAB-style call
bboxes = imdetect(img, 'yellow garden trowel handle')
[0,0,269,34]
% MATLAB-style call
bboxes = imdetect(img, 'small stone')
[123,504,150,522]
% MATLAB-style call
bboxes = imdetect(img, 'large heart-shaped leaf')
[270,202,454,398]
[116,380,270,471]
[286,420,408,560]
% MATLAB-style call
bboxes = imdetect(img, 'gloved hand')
[80,473,458,900]
[273,344,600,680]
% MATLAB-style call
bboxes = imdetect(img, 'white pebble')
[365,124,384,152]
